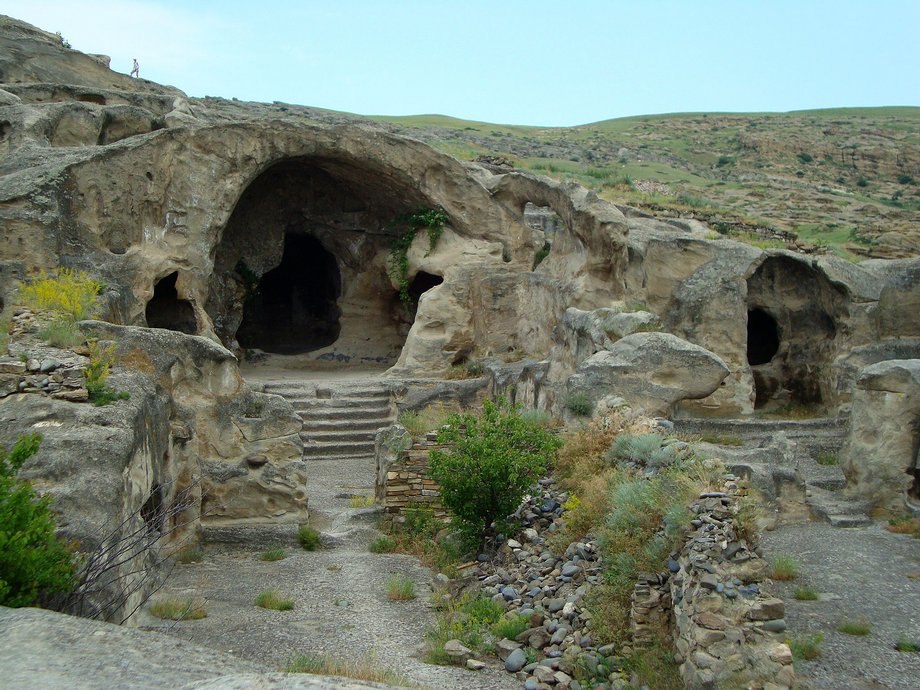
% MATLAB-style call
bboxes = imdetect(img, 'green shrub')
[770,554,799,581]
[837,619,871,636]
[388,208,448,305]
[491,613,530,641]
[606,432,690,471]
[0,434,76,607]
[856,176,869,188]
[368,536,396,554]
[260,548,286,561]
[794,586,819,601]
[425,593,505,664]
[386,574,416,601]
[255,590,294,611]
[429,398,562,544]
[797,152,814,164]
[564,392,594,416]
[897,174,914,185]
[816,452,838,466]
[18,268,103,321]
[297,525,321,550]
[84,341,129,406]
[788,633,823,660]
[149,596,207,620]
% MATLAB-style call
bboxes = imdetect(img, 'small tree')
[429,399,561,546]
[0,434,76,607]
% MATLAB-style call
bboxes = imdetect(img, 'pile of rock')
[445,481,634,689]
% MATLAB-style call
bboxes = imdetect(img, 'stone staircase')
[262,380,395,462]
[673,416,873,527]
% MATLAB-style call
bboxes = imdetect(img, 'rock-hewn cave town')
[0,15,918,690]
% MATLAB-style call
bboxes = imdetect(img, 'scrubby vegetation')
[429,398,562,545]
[297,525,321,550]
[0,434,76,607]
[84,341,129,406]
[285,653,410,685]
[148,596,207,620]
[770,554,800,581]
[19,268,105,348]
[260,548,286,562]
[255,590,294,611]
[386,575,416,601]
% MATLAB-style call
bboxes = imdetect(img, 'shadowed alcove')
[746,256,848,411]
[145,272,197,334]
[206,156,438,363]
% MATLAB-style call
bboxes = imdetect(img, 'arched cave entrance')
[237,235,341,354]
[206,157,437,364]
[145,272,197,334]
[746,256,848,412]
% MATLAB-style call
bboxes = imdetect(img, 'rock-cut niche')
[206,157,436,362]
[746,256,847,412]
[145,272,197,334]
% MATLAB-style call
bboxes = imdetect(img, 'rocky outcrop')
[566,332,730,417]
[840,359,920,512]
[0,606,396,689]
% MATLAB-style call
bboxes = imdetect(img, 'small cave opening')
[237,234,341,354]
[747,308,780,365]
[408,271,443,305]
[145,272,197,334]
[141,484,164,535]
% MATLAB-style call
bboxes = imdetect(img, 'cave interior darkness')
[145,272,197,334]
[236,234,342,355]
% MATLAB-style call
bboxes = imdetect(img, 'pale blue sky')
[7,0,919,126]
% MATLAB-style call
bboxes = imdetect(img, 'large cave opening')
[746,256,848,413]
[145,272,197,334]
[206,156,437,365]
[237,235,341,354]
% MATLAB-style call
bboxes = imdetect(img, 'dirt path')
[142,399,518,690]
[759,521,920,690]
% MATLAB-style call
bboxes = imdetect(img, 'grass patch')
[297,525,321,550]
[895,637,920,653]
[770,554,800,581]
[837,618,871,636]
[445,359,485,380]
[491,613,530,641]
[788,632,823,661]
[175,546,204,564]
[368,536,396,554]
[149,597,207,620]
[398,404,456,438]
[815,452,839,466]
[620,636,682,689]
[255,590,294,611]
[377,506,461,576]
[386,574,416,601]
[348,495,375,508]
[285,653,410,685]
[425,592,506,664]
[793,586,819,601]
[260,547,286,561]
[38,318,85,348]
[886,515,920,539]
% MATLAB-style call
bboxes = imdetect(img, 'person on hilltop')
[130,58,139,78]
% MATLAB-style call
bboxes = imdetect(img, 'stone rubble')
[441,473,794,690]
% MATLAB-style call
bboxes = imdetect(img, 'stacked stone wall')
[381,442,448,518]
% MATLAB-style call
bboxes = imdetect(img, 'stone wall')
[630,478,796,690]
[379,437,449,519]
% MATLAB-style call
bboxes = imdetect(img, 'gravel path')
[142,449,519,690]
[759,521,920,690]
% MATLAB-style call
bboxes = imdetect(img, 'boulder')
[567,332,729,416]
[840,359,920,511]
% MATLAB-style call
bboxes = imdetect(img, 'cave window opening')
[747,308,780,365]
[141,484,164,535]
[236,234,341,354]
[408,271,443,305]
[145,272,197,334]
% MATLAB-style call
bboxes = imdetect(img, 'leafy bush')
[564,392,594,416]
[388,208,449,305]
[255,590,294,611]
[797,152,814,164]
[18,268,103,321]
[297,525,321,550]
[897,174,914,185]
[0,434,76,607]
[429,398,562,544]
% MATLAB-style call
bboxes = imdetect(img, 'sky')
[6,0,919,127]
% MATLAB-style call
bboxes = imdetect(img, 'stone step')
[296,406,393,422]
[301,417,393,432]
[293,398,392,411]
[300,429,385,444]
[674,417,848,456]
[264,385,390,400]
[301,440,377,459]
[805,486,873,527]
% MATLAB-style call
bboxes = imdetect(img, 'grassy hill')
[371,107,920,259]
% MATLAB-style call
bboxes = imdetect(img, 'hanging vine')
[388,208,449,305]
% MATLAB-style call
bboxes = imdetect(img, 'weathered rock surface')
[0,606,396,689]
[840,359,920,511]
[567,332,729,416]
